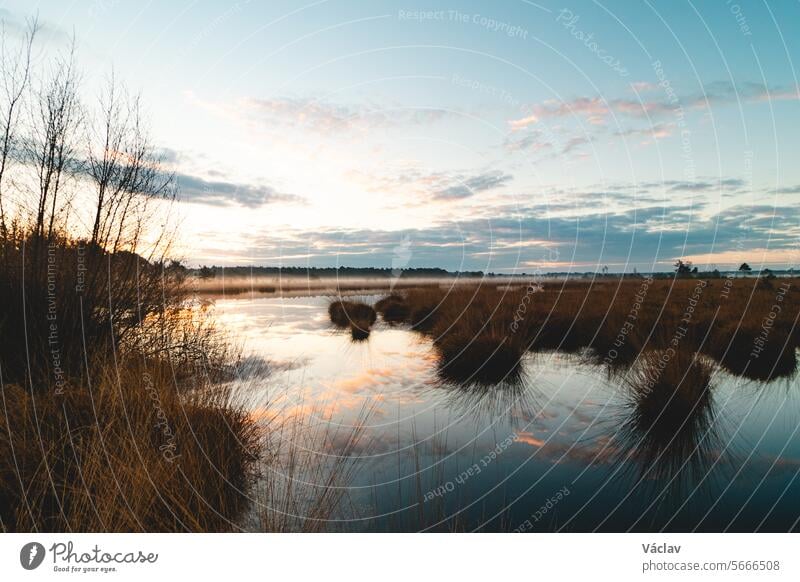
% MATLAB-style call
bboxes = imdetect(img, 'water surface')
[217,294,800,532]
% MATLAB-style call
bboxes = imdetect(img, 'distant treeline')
[190,265,798,279]
[192,266,485,278]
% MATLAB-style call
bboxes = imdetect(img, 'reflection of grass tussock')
[615,349,722,493]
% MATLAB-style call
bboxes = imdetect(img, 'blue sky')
[4,0,799,272]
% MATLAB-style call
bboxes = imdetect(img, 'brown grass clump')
[405,287,446,332]
[435,333,524,386]
[328,299,377,340]
[0,233,263,532]
[0,37,335,533]
[394,277,799,382]
[707,322,798,381]
[404,286,528,385]
[375,294,410,324]
[0,357,260,532]
[616,349,719,488]
[624,350,714,422]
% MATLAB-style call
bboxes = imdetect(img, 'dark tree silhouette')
[674,259,693,276]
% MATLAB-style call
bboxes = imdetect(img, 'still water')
[216,294,800,532]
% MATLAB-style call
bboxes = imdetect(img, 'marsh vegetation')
[0,21,355,533]
[370,277,799,385]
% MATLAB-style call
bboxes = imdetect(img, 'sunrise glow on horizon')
[7,0,799,272]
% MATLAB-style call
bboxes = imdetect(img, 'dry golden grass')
[377,276,800,382]
[0,233,257,532]
[0,356,260,532]
[0,233,375,532]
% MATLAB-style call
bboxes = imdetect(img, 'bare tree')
[0,16,38,240]
[86,75,173,252]
[28,40,82,240]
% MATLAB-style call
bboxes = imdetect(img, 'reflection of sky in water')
[216,295,800,532]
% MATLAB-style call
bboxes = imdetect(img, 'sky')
[3,0,799,272]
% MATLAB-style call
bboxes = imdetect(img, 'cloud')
[503,130,554,152]
[509,81,800,127]
[194,193,800,271]
[701,80,800,106]
[510,97,608,127]
[349,165,513,202]
[630,81,658,93]
[176,173,299,208]
[773,185,800,194]
[154,147,182,165]
[0,8,71,44]
[638,178,745,192]
[433,170,513,200]
[613,122,673,140]
[508,114,539,131]
[561,136,592,155]
[229,96,452,135]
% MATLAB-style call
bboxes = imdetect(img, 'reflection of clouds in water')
[232,355,309,379]
[512,424,618,466]
[514,431,545,448]
[512,405,559,425]
[765,456,800,480]
[335,367,396,392]
[268,358,309,372]
[527,435,619,467]
[569,402,604,426]
[332,367,428,400]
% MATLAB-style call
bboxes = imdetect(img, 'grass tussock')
[375,294,410,324]
[614,349,722,493]
[0,33,369,533]
[435,333,524,386]
[623,350,714,424]
[328,299,377,341]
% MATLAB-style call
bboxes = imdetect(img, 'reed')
[0,231,260,532]
[0,355,260,532]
